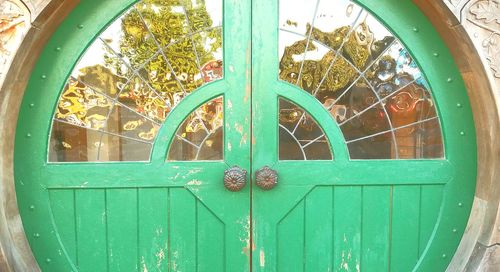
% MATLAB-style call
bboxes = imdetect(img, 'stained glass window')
[49,0,223,162]
[279,98,333,160]
[278,0,443,159]
[168,96,223,161]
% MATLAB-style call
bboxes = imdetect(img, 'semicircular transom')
[278,0,444,160]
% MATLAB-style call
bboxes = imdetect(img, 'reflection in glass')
[49,0,223,162]
[279,0,444,159]
[168,97,224,161]
[55,79,113,130]
[49,120,152,162]
[279,98,333,160]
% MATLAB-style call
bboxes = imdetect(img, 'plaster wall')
[0,0,498,271]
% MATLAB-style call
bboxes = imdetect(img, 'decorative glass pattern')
[279,98,333,160]
[49,0,223,162]
[168,97,223,161]
[279,0,444,159]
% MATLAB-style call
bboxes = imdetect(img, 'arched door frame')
[0,1,498,271]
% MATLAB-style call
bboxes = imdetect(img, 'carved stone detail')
[255,166,278,190]
[0,1,29,85]
[467,0,500,78]
[223,166,247,192]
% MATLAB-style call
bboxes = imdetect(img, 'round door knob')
[224,166,247,191]
[255,166,278,190]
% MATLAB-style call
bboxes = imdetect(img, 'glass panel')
[192,28,223,83]
[394,119,443,159]
[347,131,394,159]
[100,8,158,70]
[49,121,101,162]
[165,37,204,92]
[70,40,132,98]
[279,98,332,160]
[55,79,113,130]
[49,0,224,162]
[167,96,223,161]
[98,133,152,161]
[104,103,160,142]
[49,120,151,162]
[278,0,444,160]
[117,76,168,122]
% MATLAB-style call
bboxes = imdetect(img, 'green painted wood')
[106,189,138,271]
[197,202,225,271]
[333,187,362,271]
[169,188,197,271]
[277,201,305,272]
[304,187,333,272]
[75,189,107,271]
[390,185,421,271]
[137,188,169,271]
[361,186,391,271]
[49,190,77,265]
[419,185,444,257]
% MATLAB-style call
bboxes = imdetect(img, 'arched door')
[15,0,476,271]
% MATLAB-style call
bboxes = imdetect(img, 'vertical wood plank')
[304,187,333,272]
[419,185,443,256]
[138,188,169,271]
[49,189,77,265]
[197,202,225,272]
[333,186,362,271]
[170,188,197,271]
[75,189,107,272]
[390,185,420,271]
[361,186,390,271]
[277,200,305,272]
[106,189,138,271]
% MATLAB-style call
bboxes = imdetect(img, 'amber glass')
[49,0,223,162]
[278,0,443,159]
[278,98,332,160]
[168,97,224,161]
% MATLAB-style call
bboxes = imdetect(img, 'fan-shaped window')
[49,0,223,162]
[278,0,444,159]
[168,96,223,161]
[279,98,333,160]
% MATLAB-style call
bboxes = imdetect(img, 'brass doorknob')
[224,166,247,191]
[255,166,278,190]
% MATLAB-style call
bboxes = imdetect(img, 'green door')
[15,0,476,271]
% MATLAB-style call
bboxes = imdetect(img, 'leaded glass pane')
[168,96,224,161]
[279,98,333,160]
[49,0,223,162]
[278,0,444,159]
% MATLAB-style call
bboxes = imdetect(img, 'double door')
[15,0,477,271]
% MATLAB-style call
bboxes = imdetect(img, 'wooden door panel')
[49,187,229,271]
[254,185,443,271]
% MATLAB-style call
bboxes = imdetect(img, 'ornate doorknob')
[255,166,278,190]
[223,166,247,191]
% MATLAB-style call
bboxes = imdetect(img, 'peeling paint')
[228,142,232,151]
[156,248,165,269]
[259,248,265,267]
[234,123,243,134]
[227,99,233,109]
[140,256,148,272]
[186,180,202,186]
[229,65,235,72]
[238,216,252,258]
[240,133,247,147]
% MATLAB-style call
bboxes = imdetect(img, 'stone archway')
[0,1,498,271]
